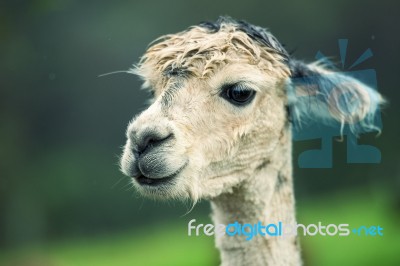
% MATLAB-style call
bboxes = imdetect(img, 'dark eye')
[221,84,256,106]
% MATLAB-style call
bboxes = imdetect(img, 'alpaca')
[120,17,383,266]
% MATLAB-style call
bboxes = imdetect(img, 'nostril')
[139,136,157,153]
[137,132,173,155]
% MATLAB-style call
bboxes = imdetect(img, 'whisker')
[98,70,129,77]
[111,176,126,189]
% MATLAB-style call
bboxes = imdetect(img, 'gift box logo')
[291,39,383,168]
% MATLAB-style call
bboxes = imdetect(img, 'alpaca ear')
[287,60,385,135]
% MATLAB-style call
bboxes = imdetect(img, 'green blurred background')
[1,0,399,265]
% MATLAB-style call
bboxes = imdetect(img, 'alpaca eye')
[222,84,256,106]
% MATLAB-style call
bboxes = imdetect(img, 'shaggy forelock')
[132,17,291,89]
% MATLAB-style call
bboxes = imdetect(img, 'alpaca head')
[120,17,384,201]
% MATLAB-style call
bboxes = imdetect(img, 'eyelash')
[220,83,256,106]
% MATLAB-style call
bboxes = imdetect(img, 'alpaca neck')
[210,135,301,266]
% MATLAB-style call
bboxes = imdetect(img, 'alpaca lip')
[136,174,174,186]
[135,162,187,186]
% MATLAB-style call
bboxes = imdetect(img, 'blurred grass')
[0,188,399,266]
[298,188,400,266]
[0,223,218,266]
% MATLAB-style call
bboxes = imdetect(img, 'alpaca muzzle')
[121,122,188,187]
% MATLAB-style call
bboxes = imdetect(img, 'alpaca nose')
[136,131,173,156]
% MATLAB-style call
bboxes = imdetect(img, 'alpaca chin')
[129,163,195,200]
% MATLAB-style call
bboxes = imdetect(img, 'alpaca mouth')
[135,161,187,186]
[136,174,175,186]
